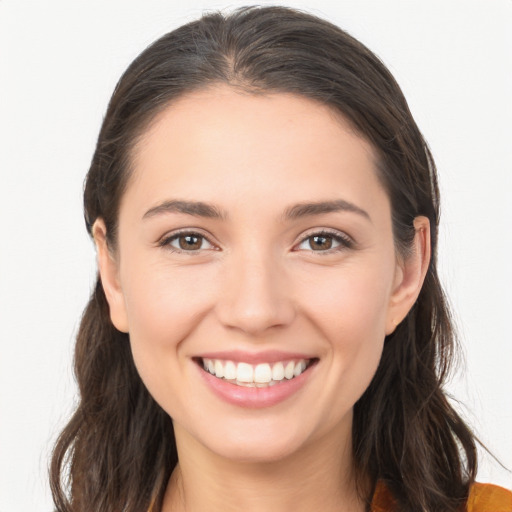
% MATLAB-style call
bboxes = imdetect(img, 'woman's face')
[97,86,426,463]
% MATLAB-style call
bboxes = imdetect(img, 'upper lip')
[195,350,316,364]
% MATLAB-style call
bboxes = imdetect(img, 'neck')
[162,422,367,512]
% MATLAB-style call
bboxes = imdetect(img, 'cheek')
[300,261,394,397]
[304,260,394,339]
[119,261,215,394]
[122,260,214,340]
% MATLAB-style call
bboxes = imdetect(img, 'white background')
[0,0,511,510]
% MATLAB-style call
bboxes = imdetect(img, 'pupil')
[179,235,201,250]
[311,235,332,250]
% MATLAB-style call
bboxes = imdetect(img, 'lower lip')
[196,362,315,409]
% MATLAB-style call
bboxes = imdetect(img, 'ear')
[385,216,431,335]
[92,219,129,333]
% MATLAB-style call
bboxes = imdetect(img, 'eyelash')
[158,229,354,255]
[296,229,354,254]
[158,230,215,255]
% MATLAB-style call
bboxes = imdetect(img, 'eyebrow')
[282,199,371,222]
[142,198,371,222]
[143,200,228,220]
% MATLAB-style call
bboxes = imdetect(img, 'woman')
[50,6,511,512]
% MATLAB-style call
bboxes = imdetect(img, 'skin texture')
[94,86,430,512]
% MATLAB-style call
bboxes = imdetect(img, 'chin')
[187,414,319,464]
[210,437,304,464]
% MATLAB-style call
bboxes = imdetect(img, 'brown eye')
[162,232,215,252]
[178,234,203,250]
[296,231,353,253]
[309,235,333,251]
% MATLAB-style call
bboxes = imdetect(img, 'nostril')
[215,299,296,335]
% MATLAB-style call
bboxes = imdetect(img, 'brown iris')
[309,235,333,251]
[179,234,203,250]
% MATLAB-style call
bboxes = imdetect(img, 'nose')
[215,249,296,336]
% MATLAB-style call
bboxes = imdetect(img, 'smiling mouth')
[195,357,318,388]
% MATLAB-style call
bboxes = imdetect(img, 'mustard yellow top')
[371,482,512,511]
[148,481,512,511]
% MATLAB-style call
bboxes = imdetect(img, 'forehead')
[124,85,387,220]
[138,86,367,152]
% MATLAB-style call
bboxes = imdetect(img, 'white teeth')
[294,360,306,377]
[214,360,224,378]
[254,363,272,383]
[236,362,254,383]
[272,362,285,381]
[224,360,237,380]
[201,358,311,386]
[284,361,295,379]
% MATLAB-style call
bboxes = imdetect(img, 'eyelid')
[158,228,219,253]
[157,227,354,255]
[294,228,354,253]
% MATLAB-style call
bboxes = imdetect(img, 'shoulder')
[371,481,512,512]
[467,482,512,512]
[370,481,395,511]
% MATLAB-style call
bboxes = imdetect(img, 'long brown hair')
[50,6,477,511]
